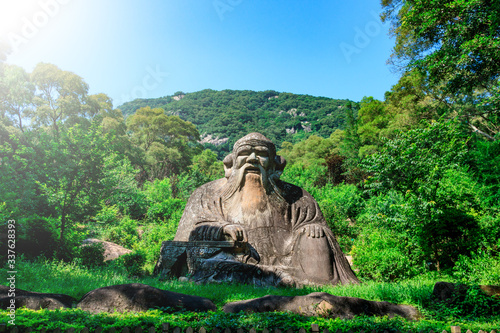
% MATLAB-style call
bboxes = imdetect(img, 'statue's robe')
[174,178,359,285]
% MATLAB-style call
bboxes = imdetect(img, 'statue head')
[220,133,286,201]
[223,133,286,178]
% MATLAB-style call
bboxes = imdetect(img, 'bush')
[119,250,147,276]
[78,242,106,268]
[144,178,186,221]
[352,191,426,281]
[94,204,121,225]
[316,183,363,252]
[453,250,500,285]
[352,225,425,282]
[14,215,60,259]
[101,216,139,249]
[134,222,178,273]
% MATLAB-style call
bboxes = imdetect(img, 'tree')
[36,123,111,251]
[31,63,89,133]
[126,106,200,181]
[382,0,500,138]
[0,63,35,132]
[361,120,480,270]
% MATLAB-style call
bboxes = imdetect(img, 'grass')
[1,257,499,332]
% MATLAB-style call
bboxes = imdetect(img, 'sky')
[0,0,398,108]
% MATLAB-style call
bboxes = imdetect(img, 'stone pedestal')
[154,240,247,279]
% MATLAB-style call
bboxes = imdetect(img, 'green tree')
[0,63,35,132]
[36,123,111,252]
[356,96,389,156]
[31,62,89,133]
[126,106,200,181]
[190,149,224,180]
[361,120,480,271]
[382,0,500,138]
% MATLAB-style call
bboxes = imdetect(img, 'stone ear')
[274,155,286,173]
[223,153,234,178]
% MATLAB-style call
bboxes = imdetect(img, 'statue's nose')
[247,152,258,162]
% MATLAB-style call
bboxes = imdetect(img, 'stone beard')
[173,133,359,286]
[221,165,291,266]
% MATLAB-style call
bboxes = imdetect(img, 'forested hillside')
[118,90,353,156]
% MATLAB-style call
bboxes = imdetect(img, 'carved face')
[234,144,271,173]
[220,133,286,203]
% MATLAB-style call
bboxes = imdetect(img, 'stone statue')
[171,133,359,286]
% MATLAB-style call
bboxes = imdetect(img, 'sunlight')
[0,1,39,37]
[0,0,73,58]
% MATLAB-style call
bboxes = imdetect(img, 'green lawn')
[1,258,499,332]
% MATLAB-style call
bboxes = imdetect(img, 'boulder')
[77,283,216,313]
[223,292,419,320]
[480,284,500,298]
[432,281,468,303]
[0,285,75,310]
[433,281,500,303]
[82,238,132,261]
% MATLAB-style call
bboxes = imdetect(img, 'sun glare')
[0,1,39,38]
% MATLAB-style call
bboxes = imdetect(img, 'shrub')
[144,178,186,221]
[94,204,121,225]
[453,250,500,285]
[317,183,363,252]
[134,222,178,273]
[14,215,60,259]
[352,225,425,282]
[101,216,139,249]
[119,250,147,276]
[78,242,106,268]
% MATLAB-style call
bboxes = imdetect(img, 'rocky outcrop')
[223,292,419,319]
[199,134,229,146]
[82,238,132,261]
[0,285,75,310]
[77,283,216,313]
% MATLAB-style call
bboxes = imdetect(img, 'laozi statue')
[155,133,359,286]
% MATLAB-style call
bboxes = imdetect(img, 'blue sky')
[1,0,398,108]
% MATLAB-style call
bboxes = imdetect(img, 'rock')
[433,281,500,303]
[223,292,419,320]
[77,283,216,313]
[199,134,229,146]
[82,238,132,261]
[432,282,468,303]
[480,284,500,298]
[0,285,75,310]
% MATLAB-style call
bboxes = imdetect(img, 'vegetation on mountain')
[119,89,353,157]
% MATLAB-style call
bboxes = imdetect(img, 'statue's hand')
[223,224,248,242]
[301,224,325,238]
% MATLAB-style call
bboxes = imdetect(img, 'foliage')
[117,250,147,276]
[119,90,354,157]
[427,284,500,320]
[352,190,426,281]
[100,154,147,219]
[143,178,186,222]
[360,121,483,272]
[315,184,363,252]
[35,123,113,253]
[79,242,106,268]
[101,216,139,249]
[126,106,200,181]
[381,0,500,138]
[453,250,500,285]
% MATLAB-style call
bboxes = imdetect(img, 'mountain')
[117,89,355,156]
